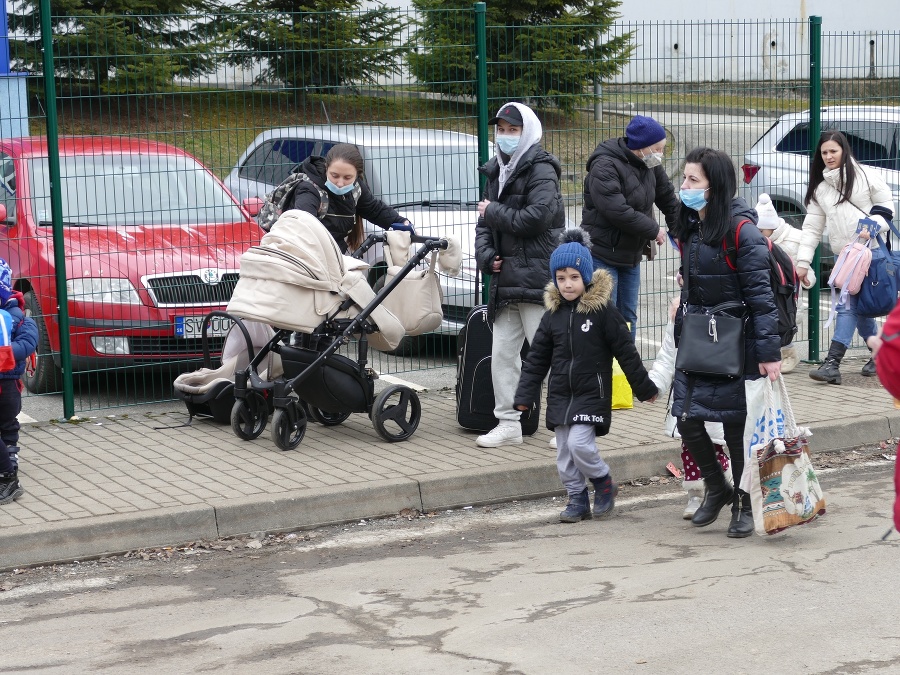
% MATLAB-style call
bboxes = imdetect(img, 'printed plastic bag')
[741,377,825,535]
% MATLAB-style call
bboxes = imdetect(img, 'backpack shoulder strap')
[722,218,750,271]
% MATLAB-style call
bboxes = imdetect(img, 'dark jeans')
[0,379,22,474]
[676,416,746,490]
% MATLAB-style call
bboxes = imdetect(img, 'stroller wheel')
[231,392,269,440]
[372,384,421,442]
[307,406,352,426]
[272,400,307,451]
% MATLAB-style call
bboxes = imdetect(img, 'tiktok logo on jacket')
[581,319,592,332]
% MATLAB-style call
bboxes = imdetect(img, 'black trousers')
[0,380,21,474]
[676,417,746,489]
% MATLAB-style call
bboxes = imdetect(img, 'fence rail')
[0,5,897,416]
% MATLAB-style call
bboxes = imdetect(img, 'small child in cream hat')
[754,194,814,372]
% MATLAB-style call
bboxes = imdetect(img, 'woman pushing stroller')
[289,143,414,253]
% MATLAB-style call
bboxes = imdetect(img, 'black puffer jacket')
[671,199,782,423]
[514,270,658,435]
[581,138,680,267]
[474,144,565,321]
[289,156,402,253]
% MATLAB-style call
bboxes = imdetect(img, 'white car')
[738,106,900,257]
[225,125,483,352]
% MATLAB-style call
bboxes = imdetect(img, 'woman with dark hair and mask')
[670,146,782,538]
[580,115,680,339]
[289,143,412,253]
[796,130,895,384]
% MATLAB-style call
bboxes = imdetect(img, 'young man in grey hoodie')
[473,102,565,447]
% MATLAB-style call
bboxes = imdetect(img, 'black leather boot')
[809,340,846,385]
[726,490,754,538]
[862,348,877,377]
[691,467,734,528]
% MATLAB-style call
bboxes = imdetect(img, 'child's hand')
[643,395,658,404]
[515,404,529,411]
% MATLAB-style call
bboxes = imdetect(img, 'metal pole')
[474,2,491,305]
[807,15,822,361]
[39,0,74,418]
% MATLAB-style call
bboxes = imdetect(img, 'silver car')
[225,125,483,351]
[738,106,900,254]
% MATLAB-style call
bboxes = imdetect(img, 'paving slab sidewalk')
[1,361,897,570]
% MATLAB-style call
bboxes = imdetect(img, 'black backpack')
[723,219,799,347]
[257,169,361,232]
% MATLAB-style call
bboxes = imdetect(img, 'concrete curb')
[0,504,217,570]
[1,414,895,570]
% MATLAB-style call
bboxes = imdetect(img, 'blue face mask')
[496,135,520,155]
[680,188,708,211]
[326,179,355,196]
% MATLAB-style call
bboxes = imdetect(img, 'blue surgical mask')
[326,179,355,196]
[680,188,708,211]
[496,135,520,155]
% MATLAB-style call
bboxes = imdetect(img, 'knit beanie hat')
[625,115,667,150]
[754,193,785,231]
[550,229,594,287]
[0,259,11,304]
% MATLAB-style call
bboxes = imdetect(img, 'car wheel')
[23,291,61,394]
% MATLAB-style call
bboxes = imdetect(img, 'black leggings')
[677,417,746,488]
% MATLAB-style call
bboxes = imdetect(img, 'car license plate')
[175,315,233,339]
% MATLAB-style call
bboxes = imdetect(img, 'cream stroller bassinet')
[223,209,459,450]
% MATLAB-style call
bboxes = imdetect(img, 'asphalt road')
[1,460,896,674]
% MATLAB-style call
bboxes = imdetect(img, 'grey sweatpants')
[492,302,546,422]
[556,423,610,495]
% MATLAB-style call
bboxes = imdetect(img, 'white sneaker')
[549,436,557,449]
[781,345,800,374]
[683,495,702,520]
[476,422,523,448]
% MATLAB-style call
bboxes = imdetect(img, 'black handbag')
[675,238,747,379]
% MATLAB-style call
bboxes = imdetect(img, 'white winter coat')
[797,162,895,270]
[767,221,816,289]
[648,319,726,444]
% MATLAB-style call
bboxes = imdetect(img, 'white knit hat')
[754,193,785,231]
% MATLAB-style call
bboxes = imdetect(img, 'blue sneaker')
[559,488,592,523]
[590,474,619,518]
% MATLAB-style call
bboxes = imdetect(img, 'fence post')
[807,15,822,362]
[474,1,490,304]
[39,0,74,417]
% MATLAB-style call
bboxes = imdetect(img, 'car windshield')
[29,153,245,226]
[366,146,479,204]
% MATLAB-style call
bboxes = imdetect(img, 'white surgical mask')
[641,151,663,169]
[496,135,520,155]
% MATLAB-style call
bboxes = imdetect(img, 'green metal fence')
[1,6,898,416]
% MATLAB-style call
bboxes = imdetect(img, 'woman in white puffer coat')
[648,298,733,519]
[796,130,896,385]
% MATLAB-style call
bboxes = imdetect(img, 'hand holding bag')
[856,229,900,318]
[741,376,826,536]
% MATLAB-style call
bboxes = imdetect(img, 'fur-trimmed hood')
[543,268,613,313]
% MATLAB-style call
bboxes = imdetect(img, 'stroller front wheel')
[372,384,421,442]
[272,400,307,451]
[231,392,269,441]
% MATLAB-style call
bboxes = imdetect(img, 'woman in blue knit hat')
[514,229,658,523]
[580,114,680,339]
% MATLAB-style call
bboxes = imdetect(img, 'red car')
[0,136,263,393]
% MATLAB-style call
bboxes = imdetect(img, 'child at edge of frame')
[0,258,38,506]
[513,229,658,523]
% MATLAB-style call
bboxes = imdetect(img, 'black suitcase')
[456,304,540,435]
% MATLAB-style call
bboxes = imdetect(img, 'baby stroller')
[224,209,460,450]
[173,316,282,423]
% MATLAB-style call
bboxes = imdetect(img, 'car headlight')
[67,278,141,304]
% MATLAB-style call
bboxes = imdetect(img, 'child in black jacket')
[514,230,658,522]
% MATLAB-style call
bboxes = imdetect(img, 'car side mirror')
[0,204,7,222]
[242,197,264,218]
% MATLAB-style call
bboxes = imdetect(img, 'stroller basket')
[279,346,370,414]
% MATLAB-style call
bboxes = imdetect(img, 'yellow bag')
[611,358,633,410]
